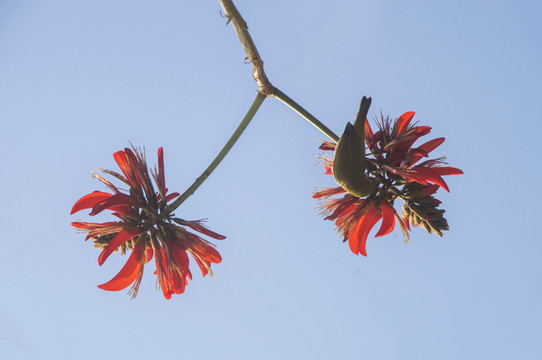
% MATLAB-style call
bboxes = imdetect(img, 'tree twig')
[218,0,274,96]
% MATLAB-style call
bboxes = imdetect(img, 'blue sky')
[1,1,541,359]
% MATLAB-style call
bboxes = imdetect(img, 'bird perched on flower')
[315,98,462,256]
[71,146,224,299]
[332,96,376,197]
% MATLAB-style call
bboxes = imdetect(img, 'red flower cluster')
[71,146,224,299]
[315,111,462,256]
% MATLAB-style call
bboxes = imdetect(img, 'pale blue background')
[1,1,541,359]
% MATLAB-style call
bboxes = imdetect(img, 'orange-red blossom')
[71,146,224,299]
[315,111,462,256]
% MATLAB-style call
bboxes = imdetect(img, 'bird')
[332,96,376,198]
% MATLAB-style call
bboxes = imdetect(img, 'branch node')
[219,0,274,96]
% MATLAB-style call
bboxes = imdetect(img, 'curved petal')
[154,249,172,299]
[404,137,445,167]
[403,148,428,166]
[394,111,415,135]
[375,200,395,237]
[98,228,143,265]
[182,221,226,240]
[383,166,427,185]
[165,192,180,203]
[348,206,382,256]
[319,141,336,151]
[191,241,222,264]
[412,167,450,192]
[127,148,145,187]
[71,221,122,240]
[113,151,134,187]
[433,166,464,176]
[169,241,190,276]
[357,207,382,256]
[190,253,210,277]
[419,137,445,154]
[313,187,346,199]
[71,191,113,214]
[385,126,432,151]
[156,247,187,298]
[90,192,137,215]
[145,248,154,263]
[97,243,144,291]
[325,197,359,221]
[334,203,359,225]
[71,221,120,230]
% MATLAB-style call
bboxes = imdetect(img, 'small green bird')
[332,96,376,198]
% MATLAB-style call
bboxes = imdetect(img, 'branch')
[218,0,274,96]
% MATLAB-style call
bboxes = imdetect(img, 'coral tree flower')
[314,102,462,256]
[71,146,225,299]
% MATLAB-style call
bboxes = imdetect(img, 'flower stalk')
[164,92,265,216]
[272,88,339,142]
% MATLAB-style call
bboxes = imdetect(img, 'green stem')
[164,92,266,216]
[272,88,339,142]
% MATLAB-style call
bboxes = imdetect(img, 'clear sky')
[1,1,541,359]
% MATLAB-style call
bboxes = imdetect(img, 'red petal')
[348,206,382,256]
[71,221,119,230]
[433,166,463,176]
[97,243,144,291]
[71,191,113,214]
[357,208,382,256]
[184,221,226,240]
[375,200,395,237]
[193,242,222,263]
[165,192,180,203]
[412,167,450,192]
[113,151,133,186]
[162,246,188,295]
[402,216,411,231]
[191,254,210,277]
[369,130,383,149]
[404,137,445,167]
[334,203,359,225]
[385,126,431,151]
[419,137,445,154]
[403,148,428,166]
[313,187,346,199]
[388,149,408,166]
[123,148,144,186]
[98,228,143,265]
[90,192,137,216]
[169,241,190,275]
[383,167,425,185]
[365,120,373,146]
[319,141,336,151]
[324,198,359,221]
[71,221,122,240]
[395,111,415,135]
[145,248,154,263]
